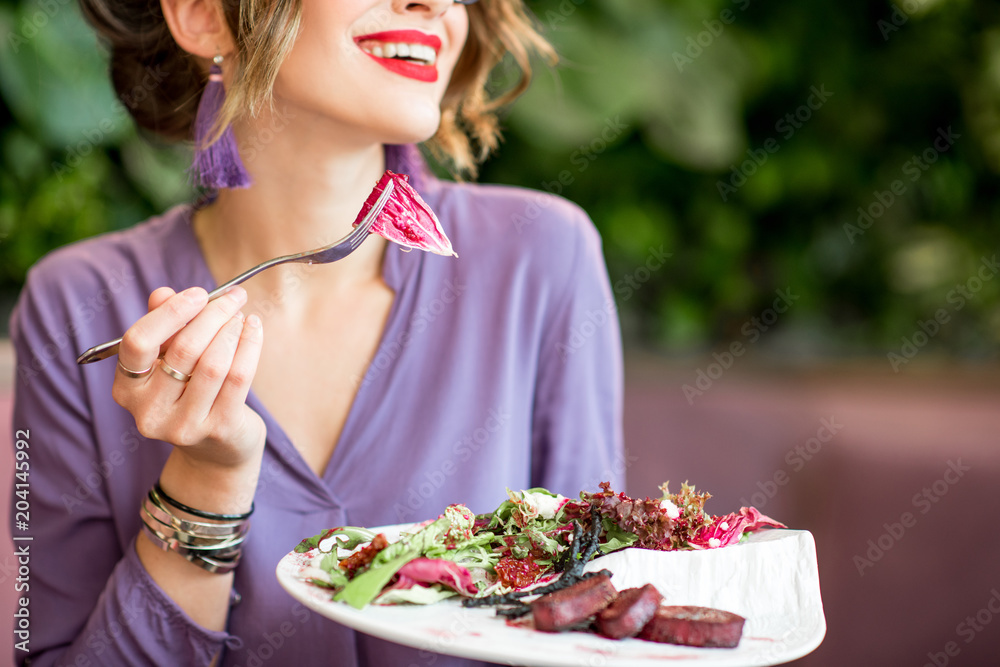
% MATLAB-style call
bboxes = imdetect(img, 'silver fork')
[75,179,395,365]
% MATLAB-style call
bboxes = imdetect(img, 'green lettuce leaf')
[334,505,475,609]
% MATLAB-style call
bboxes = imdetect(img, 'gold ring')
[118,359,154,379]
[159,359,193,383]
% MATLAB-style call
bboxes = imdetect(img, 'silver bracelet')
[142,516,248,551]
[141,523,242,574]
[140,517,247,553]
[143,496,250,542]
[139,485,250,574]
[187,551,243,575]
[146,490,246,535]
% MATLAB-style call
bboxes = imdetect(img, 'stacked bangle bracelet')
[139,483,253,574]
[153,483,254,520]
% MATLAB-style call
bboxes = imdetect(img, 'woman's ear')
[160,0,234,61]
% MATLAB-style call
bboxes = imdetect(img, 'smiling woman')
[78,0,551,175]
[8,0,622,666]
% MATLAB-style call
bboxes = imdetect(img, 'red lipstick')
[354,30,442,83]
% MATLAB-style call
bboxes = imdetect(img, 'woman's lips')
[354,30,443,83]
[356,30,443,50]
[361,54,438,83]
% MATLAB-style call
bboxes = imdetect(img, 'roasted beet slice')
[595,584,664,639]
[531,574,617,632]
[638,605,746,648]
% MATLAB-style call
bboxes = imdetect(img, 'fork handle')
[75,337,127,364]
[75,245,303,364]
[76,183,388,365]
[74,285,242,364]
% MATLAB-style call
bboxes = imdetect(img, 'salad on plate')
[292,482,785,610]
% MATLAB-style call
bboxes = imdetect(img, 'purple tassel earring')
[191,54,252,190]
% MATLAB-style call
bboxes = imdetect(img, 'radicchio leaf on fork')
[354,170,457,257]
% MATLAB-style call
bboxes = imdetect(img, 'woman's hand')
[119,285,263,624]
[112,286,266,480]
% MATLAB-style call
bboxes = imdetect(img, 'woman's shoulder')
[425,179,604,273]
[11,205,195,347]
[429,179,595,235]
[20,205,192,300]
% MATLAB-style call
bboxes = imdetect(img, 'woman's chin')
[379,113,442,147]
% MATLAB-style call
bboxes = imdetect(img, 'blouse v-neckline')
[170,204,419,501]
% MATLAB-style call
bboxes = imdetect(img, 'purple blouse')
[10,170,624,666]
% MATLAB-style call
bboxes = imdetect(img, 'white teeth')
[360,41,437,66]
[411,44,436,64]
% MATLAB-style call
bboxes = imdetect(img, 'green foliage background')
[1,0,999,358]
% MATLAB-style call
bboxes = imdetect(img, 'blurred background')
[1,0,999,665]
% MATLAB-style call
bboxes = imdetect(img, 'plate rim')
[276,525,826,667]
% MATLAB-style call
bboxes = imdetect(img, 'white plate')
[276,525,825,667]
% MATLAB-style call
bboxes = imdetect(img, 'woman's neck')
[192,109,392,301]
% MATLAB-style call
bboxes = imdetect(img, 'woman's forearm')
[135,450,263,631]
[135,535,236,631]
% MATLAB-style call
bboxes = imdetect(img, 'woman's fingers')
[169,313,265,463]
[212,313,264,413]
[114,287,207,396]
[147,287,179,357]
[175,312,264,450]
[158,287,248,378]
[177,313,248,422]
[118,287,208,371]
[209,313,266,458]
[114,285,266,464]
[147,286,176,311]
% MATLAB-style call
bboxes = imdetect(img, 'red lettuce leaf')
[354,171,457,257]
[382,558,477,596]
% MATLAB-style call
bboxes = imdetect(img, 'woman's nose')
[392,0,469,19]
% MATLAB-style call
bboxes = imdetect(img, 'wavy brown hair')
[77,0,555,177]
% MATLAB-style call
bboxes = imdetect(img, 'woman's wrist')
[141,454,260,576]
[139,485,250,574]
[160,449,263,517]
